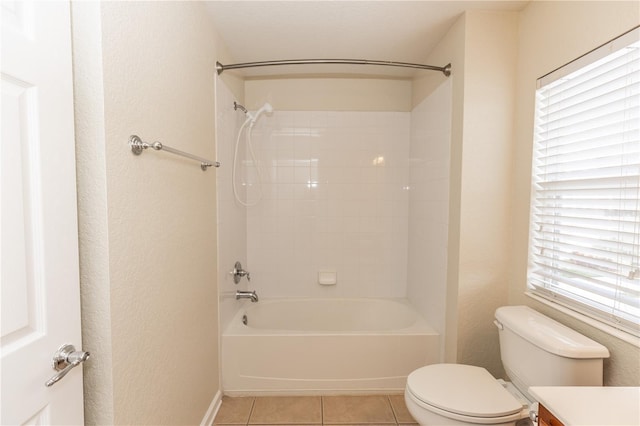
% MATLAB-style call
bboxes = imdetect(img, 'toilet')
[405,306,610,426]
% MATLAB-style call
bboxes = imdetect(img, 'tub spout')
[236,290,259,303]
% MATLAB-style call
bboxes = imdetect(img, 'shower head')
[249,102,274,125]
[258,102,274,115]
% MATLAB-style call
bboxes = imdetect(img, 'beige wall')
[511,1,640,385]
[73,2,223,424]
[413,11,518,376]
[456,10,518,378]
[72,2,114,423]
[245,78,412,111]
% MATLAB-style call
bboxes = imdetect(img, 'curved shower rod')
[216,59,451,77]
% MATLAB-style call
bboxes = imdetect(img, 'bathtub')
[222,298,440,395]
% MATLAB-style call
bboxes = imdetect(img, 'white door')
[1,1,84,424]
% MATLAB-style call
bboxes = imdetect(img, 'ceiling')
[205,1,528,78]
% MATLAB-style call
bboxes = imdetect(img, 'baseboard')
[200,390,222,426]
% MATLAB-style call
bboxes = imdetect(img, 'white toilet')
[405,305,610,426]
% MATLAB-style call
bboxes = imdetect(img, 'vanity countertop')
[529,386,640,426]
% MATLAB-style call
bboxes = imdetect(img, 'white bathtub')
[222,298,440,395]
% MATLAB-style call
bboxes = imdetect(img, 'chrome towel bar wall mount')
[129,135,220,171]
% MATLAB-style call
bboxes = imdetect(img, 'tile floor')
[214,394,418,425]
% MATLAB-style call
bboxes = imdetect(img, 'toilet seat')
[405,387,526,425]
[406,364,528,424]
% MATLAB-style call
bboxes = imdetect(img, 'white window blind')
[528,28,640,337]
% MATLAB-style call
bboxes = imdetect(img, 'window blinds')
[528,28,640,336]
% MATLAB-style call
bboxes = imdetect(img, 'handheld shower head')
[249,102,274,125]
[257,102,273,115]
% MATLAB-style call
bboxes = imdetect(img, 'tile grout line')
[246,396,256,426]
[388,395,399,426]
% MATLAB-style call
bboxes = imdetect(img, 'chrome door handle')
[45,343,90,387]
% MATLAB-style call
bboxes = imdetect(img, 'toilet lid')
[407,364,523,418]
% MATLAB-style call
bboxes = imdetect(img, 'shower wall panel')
[247,111,410,298]
[216,79,249,331]
[407,80,452,352]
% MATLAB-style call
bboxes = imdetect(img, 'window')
[528,28,640,337]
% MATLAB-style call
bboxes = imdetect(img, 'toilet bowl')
[404,306,610,426]
[405,364,529,426]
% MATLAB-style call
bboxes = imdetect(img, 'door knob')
[45,343,90,387]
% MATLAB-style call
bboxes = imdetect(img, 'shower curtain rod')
[216,59,451,77]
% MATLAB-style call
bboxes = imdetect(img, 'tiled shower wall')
[246,111,411,298]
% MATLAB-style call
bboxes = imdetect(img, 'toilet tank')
[494,306,609,399]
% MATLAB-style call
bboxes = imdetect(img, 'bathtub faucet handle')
[233,261,251,284]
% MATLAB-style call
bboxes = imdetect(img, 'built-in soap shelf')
[318,271,337,285]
